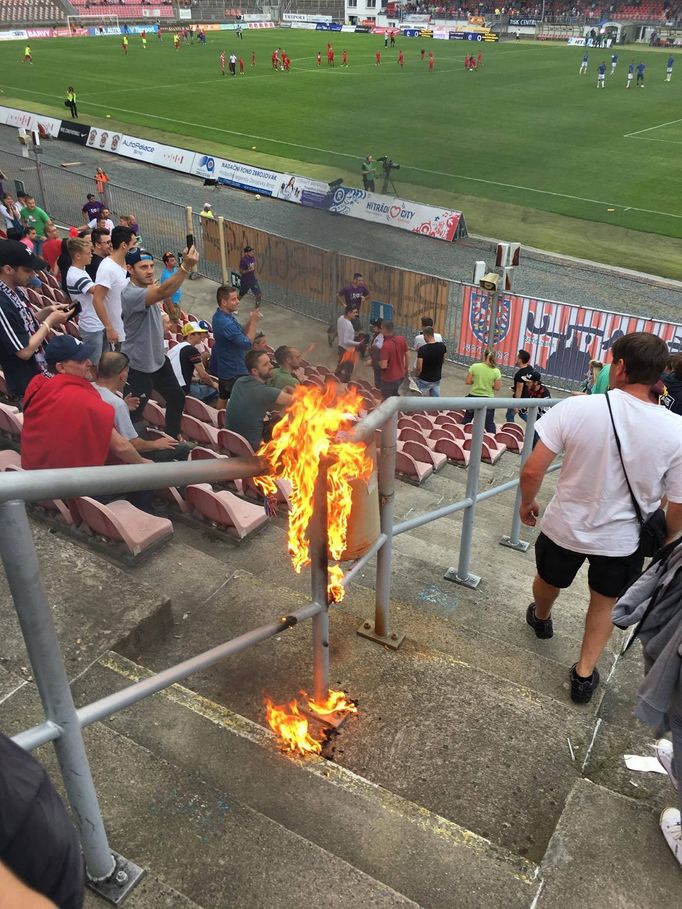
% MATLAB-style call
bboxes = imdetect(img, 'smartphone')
[67,301,82,321]
[186,233,194,250]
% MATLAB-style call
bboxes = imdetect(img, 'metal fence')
[1,395,557,903]
[2,147,680,394]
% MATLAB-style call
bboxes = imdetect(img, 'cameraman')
[361,154,376,192]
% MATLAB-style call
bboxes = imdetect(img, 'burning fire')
[255,384,373,603]
[303,689,358,718]
[265,689,358,755]
[265,698,322,756]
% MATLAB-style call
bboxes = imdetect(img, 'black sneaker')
[570,664,600,704]
[526,602,553,639]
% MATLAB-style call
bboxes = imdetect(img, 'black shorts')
[535,531,644,599]
[218,376,242,400]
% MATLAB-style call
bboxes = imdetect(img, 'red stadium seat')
[74,497,173,557]
[185,484,268,540]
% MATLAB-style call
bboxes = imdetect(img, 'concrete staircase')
[0,462,679,907]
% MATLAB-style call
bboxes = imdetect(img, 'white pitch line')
[624,116,682,137]
[3,78,682,221]
[624,134,682,146]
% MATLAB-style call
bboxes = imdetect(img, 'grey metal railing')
[1,397,557,902]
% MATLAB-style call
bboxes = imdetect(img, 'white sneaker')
[660,807,682,868]
[655,738,679,791]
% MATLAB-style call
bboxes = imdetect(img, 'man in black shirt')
[85,228,112,282]
[414,327,447,396]
[0,240,72,397]
[505,349,534,422]
[0,732,84,909]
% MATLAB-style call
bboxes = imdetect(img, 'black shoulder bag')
[605,392,667,558]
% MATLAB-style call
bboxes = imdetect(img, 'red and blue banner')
[458,285,682,383]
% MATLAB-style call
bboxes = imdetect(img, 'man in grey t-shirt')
[121,245,198,438]
[226,349,294,450]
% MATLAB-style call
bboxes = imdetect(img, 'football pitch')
[1,31,681,272]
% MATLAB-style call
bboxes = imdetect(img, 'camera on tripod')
[377,156,400,194]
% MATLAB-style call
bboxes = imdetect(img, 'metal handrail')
[1,394,556,901]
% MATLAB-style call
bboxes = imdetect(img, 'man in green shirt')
[268,345,302,391]
[20,197,52,255]
[361,155,376,192]
[226,349,294,450]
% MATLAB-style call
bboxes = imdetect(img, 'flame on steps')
[254,384,373,603]
[265,689,357,755]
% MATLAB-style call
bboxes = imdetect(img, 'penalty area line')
[623,116,682,137]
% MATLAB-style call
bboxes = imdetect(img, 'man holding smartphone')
[121,244,199,439]
[0,240,73,398]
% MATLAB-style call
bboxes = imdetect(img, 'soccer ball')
[254,194,261,200]
[106,114,111,118]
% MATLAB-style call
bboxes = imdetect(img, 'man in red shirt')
[428,51,435,72]
[21,335,147,470]
[398,50,405,68]
[316,51,321,67]
[342,49,348,67]
[378,320,408,399]
[375,50,381,66]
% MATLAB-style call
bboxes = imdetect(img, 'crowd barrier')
[1,148,680,390]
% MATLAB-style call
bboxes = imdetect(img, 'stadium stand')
[67,0,175,18]
[0,1,67,24]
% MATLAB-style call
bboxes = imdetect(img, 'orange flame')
[265,698,323,755]
[255,384,373,603]
[304,688,358,718]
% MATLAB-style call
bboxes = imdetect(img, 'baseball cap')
[203,203,212,210]
[0,239,47,272]
[125,248,154,267]
[44,336,96,366]
[523,370,542,383]
[197,319,211,331]
[244,246,254,252]
[162,251,176,262]
[182,321,209,337]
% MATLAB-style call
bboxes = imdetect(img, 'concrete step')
[124,569,596,862]
[65,654,539,909]
[538,779,680,908]
[0,661,537,909]
[84,874,203,909]
[0,521,172,679]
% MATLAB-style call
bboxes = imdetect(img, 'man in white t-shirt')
[413,316,443,355]
[520,332,682,704]
[87,207,114,233]
[63,236,106,365]
[92,226,136,349]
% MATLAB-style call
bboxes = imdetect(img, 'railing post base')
[357,621,405,650]
[87,851,145,906]
[443,568,481,589]
[499,535,530,553]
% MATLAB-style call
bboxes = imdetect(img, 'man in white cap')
[168,321,219,403]
[199,203,215,220]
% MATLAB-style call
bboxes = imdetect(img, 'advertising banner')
[291,22,317,29]
[0,30,28,41]
[86,126,123,153]
[57,121,91,145]
[433,28,451,39]
[192,154,280,195]
[0,106,61,137]
[178,9,192,19]
[114,135,195,173]
[303,186,467,242]
[449,30,485,40]
[272,174,330,206]
[457,286,682,382]
[26,28,54,38]
[403,28,421,37]
[246,21,275,29]
[509,17,538,26]
[283,12,332,22]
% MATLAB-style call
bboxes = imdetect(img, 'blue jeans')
[78,329,105,367]
[505,407,529,423]
[189,382,218,404]
[416,378,440,397]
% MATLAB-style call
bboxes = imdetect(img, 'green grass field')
[1,31,681,273]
